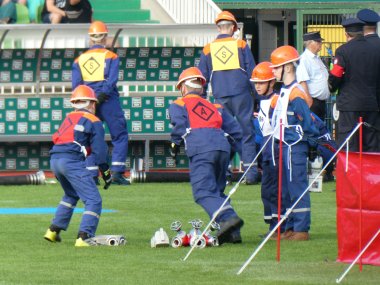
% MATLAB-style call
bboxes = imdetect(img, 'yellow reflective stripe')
[78,51,106,82]
[210,40,240,71]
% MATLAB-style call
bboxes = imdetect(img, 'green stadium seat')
[0,46,204,171]
[15,3,30,24]
[27,0,44,22]
[0,49,38,83]
[39,48,84,83]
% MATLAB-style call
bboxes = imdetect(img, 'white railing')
[0,23,217,48]
[156,0,221,24]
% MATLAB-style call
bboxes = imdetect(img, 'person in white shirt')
[296,31,330,120]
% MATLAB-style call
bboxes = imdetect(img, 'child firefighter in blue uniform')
[270,46,319,241]
[72,21,129,185]
[250,62,287,237]
[169,67,244,244]
[44,85,112,247]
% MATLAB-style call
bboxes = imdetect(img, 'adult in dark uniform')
[357,9,380,150]
[328,18,380,152]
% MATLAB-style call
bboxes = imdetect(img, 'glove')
[169,143,180,159]
[99,164,112,190]
[97,93,109,105]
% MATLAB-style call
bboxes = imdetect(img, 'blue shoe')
[112,172,131,185]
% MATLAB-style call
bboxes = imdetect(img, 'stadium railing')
[0,24,215,171]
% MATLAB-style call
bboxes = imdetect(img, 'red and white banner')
[336,152,380,266]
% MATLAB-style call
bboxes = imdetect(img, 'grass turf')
[0,181,378,285]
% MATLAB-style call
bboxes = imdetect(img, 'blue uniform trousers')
[261,159,286,231]
[87,96,129,175]
[281,142,311,232]
[51,157,102,237]
[189,150,238,224]
[216,93,258,182]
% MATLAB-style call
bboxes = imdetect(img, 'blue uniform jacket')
[198,34,256,99]
[72,45,120,99]
[50,109,108,165]
[169,93,242,157]
[280,82,319,145]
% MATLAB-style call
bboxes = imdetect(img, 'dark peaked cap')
[341,18,365,32]
[357,9,380,26]
[303,31,324,41]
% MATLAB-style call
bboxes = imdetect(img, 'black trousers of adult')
[337,111,380,152]
[310,98,326,121]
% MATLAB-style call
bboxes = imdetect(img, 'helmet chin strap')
[263,82,271,95]
[280,66,285,82]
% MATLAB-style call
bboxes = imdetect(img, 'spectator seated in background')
[41,0,91,24]
[65,0,91,23]
[41,0,67,23]
[13,0,27,5]
[0,0,17,24]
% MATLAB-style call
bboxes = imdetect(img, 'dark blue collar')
[90,44,106,49]
[216,34,233,40]
[282,80,297,89]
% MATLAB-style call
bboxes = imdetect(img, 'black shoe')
[77,231,91,240]
[217,217,244,245]
[229,232,242,244]
[112,172,131,185]
[245,180,259,185]
[226,176,233,186]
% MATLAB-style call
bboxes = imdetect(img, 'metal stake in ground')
[183,132,276,262]
[237,122,363,275]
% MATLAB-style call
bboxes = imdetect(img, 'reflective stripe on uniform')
[292,207,311,213]
[59,201,75,209]
[83,210,100,219]
[112,162,126,166]
[216,205,233,217]
[243,162,257,168]
[86,166,99,170]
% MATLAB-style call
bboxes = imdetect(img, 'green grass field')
[0,181,378,285]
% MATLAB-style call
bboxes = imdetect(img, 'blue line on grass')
[0,207,116,215]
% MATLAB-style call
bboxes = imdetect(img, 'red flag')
[336,152,380,266]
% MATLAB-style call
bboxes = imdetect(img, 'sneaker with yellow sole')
[44,228,62,243]
[75,237,99,247]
